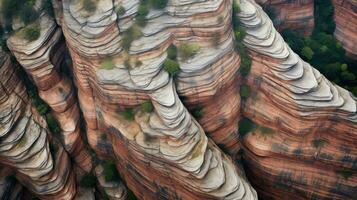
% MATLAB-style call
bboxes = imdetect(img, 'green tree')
[163,59,180,76]
[301,46,314,60]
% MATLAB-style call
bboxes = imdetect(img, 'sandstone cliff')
[0,49,76,199]
[256,0,315,36]
[238,0,356,199]
[0,0,356,199]
[333,0,357,59]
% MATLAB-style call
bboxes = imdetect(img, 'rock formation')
[0,49,76,199]
[238,0,357,199]
[56,0,257,199]
[256,0,315,36]
[7,13,93,173]
[1,0,356,199]
[333,0,357,59]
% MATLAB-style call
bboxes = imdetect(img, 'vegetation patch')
[167,44,178,60]
[136,3,149,27]
[141,101,154,113]
[82,0,97,13]
[238,118,256,137]
[280,0,357,96]
[178,43,200,61]
[19,25,41,42]
[80,174,97,188]
[1,0,39,27]
[122,25,142,51]
[121,108,135,121]
[100,57,115,70]
[240,85,250,100]
[116,5,126,16]
[232,2,252,78]
[103,160,120,182]
[163,59,180,76]
[191,107,204,120]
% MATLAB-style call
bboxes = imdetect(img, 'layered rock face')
[238,0,357,199]
[0,50,76,199]
[7,14,93,173]
[56,0,256,199]
[256,0,315,36]
[333,0,357,59]
[1,0,357,199]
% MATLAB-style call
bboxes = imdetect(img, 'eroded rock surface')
[0,50,76,199]
[7,14,93,173]
[257,0,315,36]
[333,0,357,59]
[57,0,257,199]
[1,0,356,199]
[238,0,357,199]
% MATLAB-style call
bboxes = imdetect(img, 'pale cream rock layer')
[237,0,357,199]
[7,14,93,173]
[0,50,76,199]
[59,0,257,199]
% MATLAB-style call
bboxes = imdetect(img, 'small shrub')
[100,58,115,70]
[301,46,314,60]
[116,6,126,16]
[336,169,353,180]
[138,4,149,16]
[240,85,250,100]
[80,174,97,188]
[191,107,203,120]
[103,160,120,182]
[82,0,97,13]
[238,118,256,137]
[136,4,149,27]
[235,42,246,55]
[141,101,154,113]
[233,1,241,14]
[163,59,180,76]
[234,27,246,42]
[149,0,168,9]
[122,25,142,51]
[167,44,177,60]
[122,108,134,121]
[178,43,200,61]
[240,56,252,77]
[20,26,41,42]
